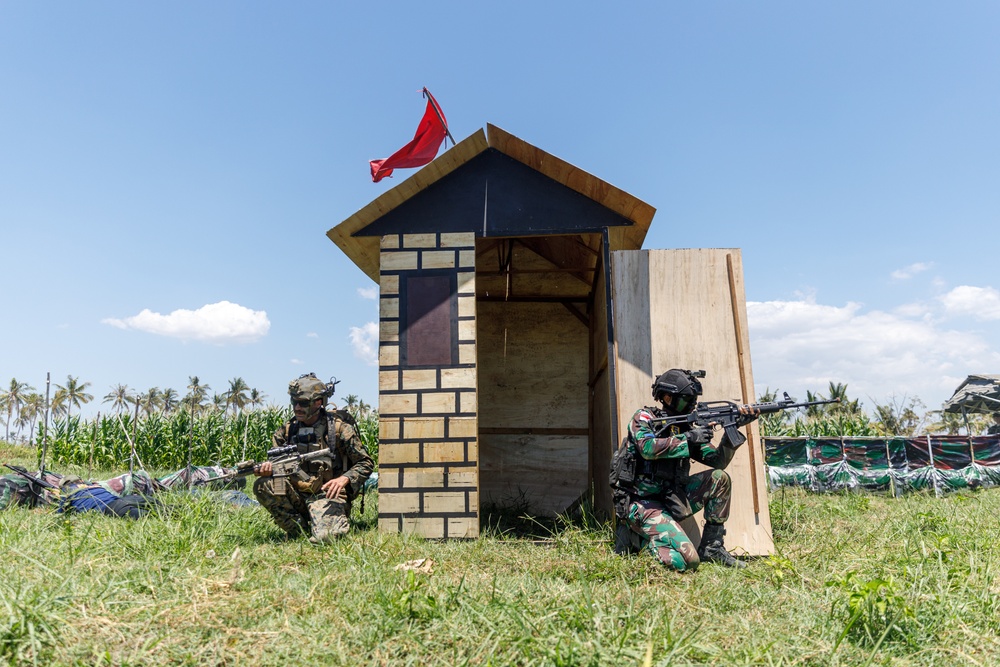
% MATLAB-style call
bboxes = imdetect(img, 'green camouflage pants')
[626,469,732,571]
[253,477,349,543]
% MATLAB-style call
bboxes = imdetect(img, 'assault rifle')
[223,443,336,496]
[3,464,60,507]
[649,392,840,446]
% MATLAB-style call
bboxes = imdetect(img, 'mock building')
[328,124,773,555]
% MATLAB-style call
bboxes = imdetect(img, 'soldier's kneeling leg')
[253,476,309,538]
[306,496,349,544]
[628,499,700,572]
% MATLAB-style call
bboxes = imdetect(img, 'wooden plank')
[590,248,615,517]
[474,235,598,300]
[479,427,589,436]
[610,249,774,557]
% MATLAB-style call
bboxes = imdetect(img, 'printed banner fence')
[764,435,1000,495]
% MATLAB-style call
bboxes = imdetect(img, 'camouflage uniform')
[621,406,741,571]
[254,407,374,542]
[0,470,64,509]
[157,465,244,491]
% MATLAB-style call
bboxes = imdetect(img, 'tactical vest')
[283,409,357,496]
[608,408,693,519]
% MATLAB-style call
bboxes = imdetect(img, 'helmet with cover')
[288,373,332,403]
[651,369,704,414]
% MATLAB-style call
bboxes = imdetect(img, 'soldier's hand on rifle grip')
[735,404,761,427]
[256,461,273,477]
[687,424,712,445]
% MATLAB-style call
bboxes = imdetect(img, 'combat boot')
[698,523,746,569]
[613,522,643,555]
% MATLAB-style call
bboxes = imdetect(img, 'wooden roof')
[327,124,656,282]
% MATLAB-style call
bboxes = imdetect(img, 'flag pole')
[423,87,455,146]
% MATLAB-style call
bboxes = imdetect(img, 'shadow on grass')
[480,489,608,541]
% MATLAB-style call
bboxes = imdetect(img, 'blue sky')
[2,2,998,419]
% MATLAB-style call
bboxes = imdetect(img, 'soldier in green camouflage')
[611,369,759,571]
[252,373,374,543]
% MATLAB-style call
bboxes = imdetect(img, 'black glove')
[686,424,712,445]
[735,411,759,427]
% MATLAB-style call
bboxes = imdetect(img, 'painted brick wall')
[377,232,479,538]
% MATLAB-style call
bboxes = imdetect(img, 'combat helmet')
[651,369,705,413]
[288,373,336,403]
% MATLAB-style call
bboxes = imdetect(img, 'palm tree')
[160,388,179,415]
[343,394,360,414]
[183,376,210,415]
[248,388,267,410]
[102,384,134,415]
[54,375,93,422]
[211,393,228,412]
[137,388,161,416]
[826,382,861,415]
[225,377,250,415]
[15,392,44,445]
[2,378,35,442]
[872,395,926,436]
[804,390,826,418]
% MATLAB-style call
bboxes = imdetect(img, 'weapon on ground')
[649,392,840,445]
[4,464,60,507]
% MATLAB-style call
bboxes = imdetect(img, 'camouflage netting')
[764,435,1000,495]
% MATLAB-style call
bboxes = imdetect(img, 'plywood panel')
[611,248,774,556]
[479,434,588,515]
[477,301,589,429]
[477,300,590,514]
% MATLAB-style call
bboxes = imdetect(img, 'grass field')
[2,443,999,666]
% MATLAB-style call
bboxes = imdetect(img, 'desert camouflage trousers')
[253,477,349,543]
[626,468,732,572]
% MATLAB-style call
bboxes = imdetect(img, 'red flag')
[370,88,450,183]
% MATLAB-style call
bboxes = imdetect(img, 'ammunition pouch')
[293,475,325,495]
[637,458,693,521]
[640,457,691,489]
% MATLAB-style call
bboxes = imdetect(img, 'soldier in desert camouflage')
[252,373,374,543]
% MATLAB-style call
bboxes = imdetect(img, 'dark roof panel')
[354,149,633,238]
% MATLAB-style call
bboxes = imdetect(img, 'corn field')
[37,408,380,471]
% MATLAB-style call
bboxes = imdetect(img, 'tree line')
[1,374,375,446]
[757,381,993,437]
[2,376,993,449]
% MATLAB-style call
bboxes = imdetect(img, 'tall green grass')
[2,444,999,667]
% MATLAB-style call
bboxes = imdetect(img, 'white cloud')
[102,301,270,343]
[890,262,933,281]
[290,358,303,365]
[939,285,1000,320]
[349,321,379,366]
[306,332,319,339]
[747,297,1000,409]
[357,286,378,300]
